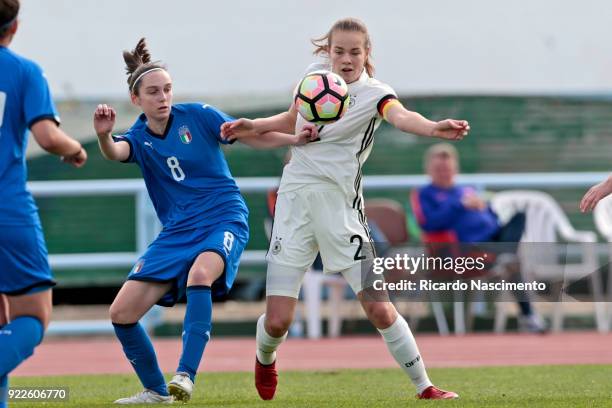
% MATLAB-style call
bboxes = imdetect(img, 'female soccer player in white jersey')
[94,38,316,404]
[0,2,87,407]
[222,18,469,401]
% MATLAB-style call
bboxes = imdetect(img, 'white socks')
[378,315,433,393]
[255,314,287,365]
[255,312,432,393]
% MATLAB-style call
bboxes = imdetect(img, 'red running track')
[13,332,612,377]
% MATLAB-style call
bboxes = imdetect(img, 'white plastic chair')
[593,194,612,330]
[491,190,607,332]
[302,271,346,339]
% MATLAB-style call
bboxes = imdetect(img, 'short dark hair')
[0,0,19,38]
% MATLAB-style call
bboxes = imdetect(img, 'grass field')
[7,365,610,407]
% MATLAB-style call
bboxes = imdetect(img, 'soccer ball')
[294,70,350,125]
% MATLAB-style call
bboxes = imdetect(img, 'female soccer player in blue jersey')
[0,1,87,407]
[94,38,316,404]
[222,18,468,401]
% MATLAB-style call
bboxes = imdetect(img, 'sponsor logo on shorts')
[271,237,282,255]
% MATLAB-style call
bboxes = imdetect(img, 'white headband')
[130,67,165,93]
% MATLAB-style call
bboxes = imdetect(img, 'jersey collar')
[140,112,174,140]
[347,68,369,88]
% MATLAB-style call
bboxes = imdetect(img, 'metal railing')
[33,171,610,269]
[30,172,608,334]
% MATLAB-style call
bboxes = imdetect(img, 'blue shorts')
[0,224,55,295]
[127,222,249,306]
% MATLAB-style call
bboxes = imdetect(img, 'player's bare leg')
[0,295,8,327]
[254,295,298,400]
[110,280,171,325]
[357,292,458,400]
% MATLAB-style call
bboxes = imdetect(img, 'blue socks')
[113,286,213,393]
[0,316,44,377]
[177,286,212,383]
[0,316,44,408]
[112,322,168,396]
[1,373,7,408]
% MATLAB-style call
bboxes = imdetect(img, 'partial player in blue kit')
[0,1,88,407]
[94,38,317,404]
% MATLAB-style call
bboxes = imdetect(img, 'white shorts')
[266,186,375,298]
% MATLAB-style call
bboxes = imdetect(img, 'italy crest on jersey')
[178,125,192,144]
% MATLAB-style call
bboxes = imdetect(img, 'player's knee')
[363,302,396,328]
[188,265,218,286]
[109,303,136,324]
[11,309,50,330]
[8,292,52,329]
[265,312,292,337]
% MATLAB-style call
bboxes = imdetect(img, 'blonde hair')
[311,18,374,77]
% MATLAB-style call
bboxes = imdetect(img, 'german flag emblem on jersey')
[178,125,192,144]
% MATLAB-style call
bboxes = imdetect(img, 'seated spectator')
[413,143,546,333]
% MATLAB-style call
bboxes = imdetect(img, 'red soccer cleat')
[417,385,459,400]
[255,358,278,400]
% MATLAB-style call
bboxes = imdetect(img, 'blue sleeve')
[112,133,137,164]
[23,61,60,128]
[197,104,236,144]
[418,189,464,231]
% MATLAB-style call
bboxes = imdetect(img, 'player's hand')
[461,192,487,211]
[61,147,88,168]
[94,104,116,136]
[432,119,470,140]
[580,176,612,212]
[294,124,319,145]
[221,118,255,142]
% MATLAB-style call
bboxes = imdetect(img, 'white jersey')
[278,63,397,210]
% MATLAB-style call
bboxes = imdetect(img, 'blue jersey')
[0,46,60,226]
[114,103,248,231]
[416,183,500,242]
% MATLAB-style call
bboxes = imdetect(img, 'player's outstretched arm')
[220,105,298,142]
[384,102,469,141]
[580,174,612,212]
[30,119,87,168]
[94,104,130,162]
[238,124,319,149]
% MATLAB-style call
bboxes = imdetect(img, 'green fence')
[27,96,612,287]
